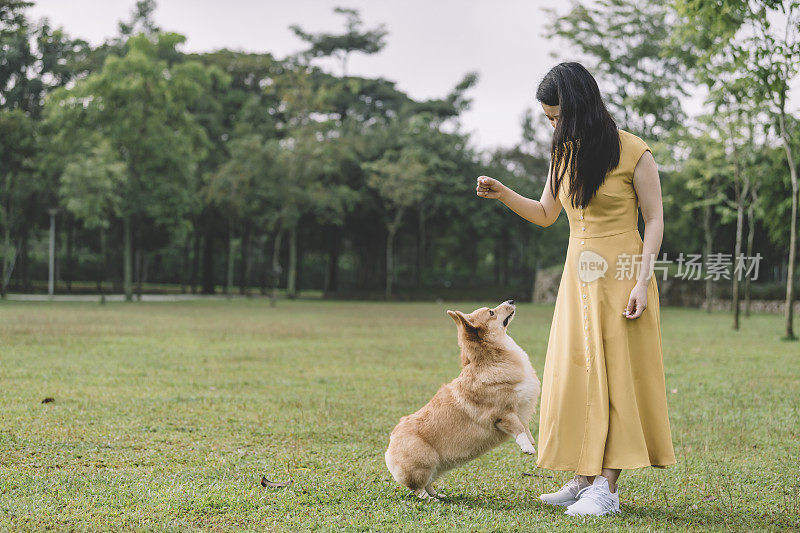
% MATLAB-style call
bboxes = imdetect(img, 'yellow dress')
[536,129,677,476]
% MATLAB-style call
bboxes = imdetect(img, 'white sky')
[25,0,582,150]
[27,0,798,151]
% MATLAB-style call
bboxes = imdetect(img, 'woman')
[476,62,676,517]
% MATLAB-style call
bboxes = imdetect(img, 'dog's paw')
[415,489,441,501]
[515,433,536,455]
[521,444,536,455]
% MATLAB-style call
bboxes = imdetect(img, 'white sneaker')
[564,475,620,516]
[538,475,591,507]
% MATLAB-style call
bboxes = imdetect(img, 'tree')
[117,0,159,38]
[59,140,127,232]
[364,144,429,298]
[363,113,458,297]
[58,139,127,295]
[747,3,800,340]
[544,0,688,140]
[0,109,34,296]
[290,7,387,76]
[0,0,88,293]
[45,32,210,301]
[206,134,283,297]
[675,0,800,338]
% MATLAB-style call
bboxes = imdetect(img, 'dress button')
[580,241,585,245]
[583,295,587,299]
[584,305,588,309]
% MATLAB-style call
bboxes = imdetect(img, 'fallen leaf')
[702,495,716,502]
[261,476,292,488]
[41,398,55,404]
[521,472,552,478]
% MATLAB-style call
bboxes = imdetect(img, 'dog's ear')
[447,310,472,327]
[446,310,460,324]
[447,310,480,339]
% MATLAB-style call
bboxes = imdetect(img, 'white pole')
[48,208,57,299]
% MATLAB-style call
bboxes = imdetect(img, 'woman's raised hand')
[476,176,505,200]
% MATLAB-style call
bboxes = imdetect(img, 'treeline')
[0,0,798,338]
[1,1,570,301]
[545,0,800,338]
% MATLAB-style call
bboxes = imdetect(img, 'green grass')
[0,299,798,532]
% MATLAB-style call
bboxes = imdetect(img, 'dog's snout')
[507,299,515,306]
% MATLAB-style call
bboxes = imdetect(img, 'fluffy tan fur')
[385,301,541,499]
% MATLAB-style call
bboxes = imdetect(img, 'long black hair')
[536,62,620,208]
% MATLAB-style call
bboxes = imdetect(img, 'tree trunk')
[226,218,234,298]
[259,233,269,296]
[47,211,55,297]
[744,187,757,317]
[386,227,396,298]
[286,223,298,299]
[730,129,745,331]
[703,204,713,313]
[98,228,107,304]
[385,208,405,299]
[779,109,798,340]
[65,219,74,293]
[134,236,144,301]
[190,230,200,294]
[324,232,340,296]
[355,236,384,289]
[295,231,305,294]
[180,231,191,294]
[201,229,215,295]
[123,215,133,301]
[19,228,30,292]
[271,228,283,305]
[240,222,252,296]
[1,175,10,298]
[416,208,426,288]
[732,197,744,330]
[1,207,11,298]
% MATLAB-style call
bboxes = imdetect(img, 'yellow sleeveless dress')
[536,129,677,476]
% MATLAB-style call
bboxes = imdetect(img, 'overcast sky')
[25,0,582,150]
[26,0,797,151]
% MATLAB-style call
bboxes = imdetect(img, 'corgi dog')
[385,300,541,499]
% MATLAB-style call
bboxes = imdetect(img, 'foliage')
[45,33,211,230]
[59,140,127,230]
[544,0,688,140]
[290,7,387,76]
[0,0,796,305]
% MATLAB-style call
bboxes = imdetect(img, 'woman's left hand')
[624,281,648,319]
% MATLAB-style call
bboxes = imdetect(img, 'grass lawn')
[0,299,798,532]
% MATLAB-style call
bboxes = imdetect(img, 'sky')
[26,0,797,151]
[25,0,576,150]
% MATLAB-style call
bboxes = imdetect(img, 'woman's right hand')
[476,176,506,200]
